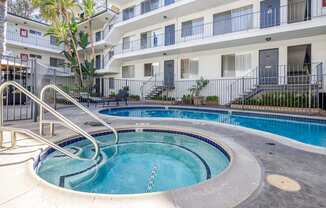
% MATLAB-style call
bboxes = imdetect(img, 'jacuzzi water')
[36,130,229,195]
[100,107,326,147]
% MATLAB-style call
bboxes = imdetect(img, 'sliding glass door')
[288,0,311,23]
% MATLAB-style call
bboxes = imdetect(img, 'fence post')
[32,59,38,122]
[54,68,57,110]
[242,77,245,109]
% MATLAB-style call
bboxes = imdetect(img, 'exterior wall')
[0,0,6,55]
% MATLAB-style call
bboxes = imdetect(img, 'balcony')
[103,0,235,45]
[106,1,326,65]
[6,30,64,52]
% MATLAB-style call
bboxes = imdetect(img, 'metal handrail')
[140,72,162,99]
[0,81,99,160]
[40,84,119,144]
[0,127,84,160]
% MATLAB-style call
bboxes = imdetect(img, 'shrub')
[206,96,219,102]
[129,95,140,101]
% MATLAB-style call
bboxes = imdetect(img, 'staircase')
[230,63,324,105]
[145,85,166,99]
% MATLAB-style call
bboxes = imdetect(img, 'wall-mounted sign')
[20,28,28,38]
[20,53,29,61]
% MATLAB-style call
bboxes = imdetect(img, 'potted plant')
[182,94,193,105]
[206,96,219,106]
[189,77,209,105]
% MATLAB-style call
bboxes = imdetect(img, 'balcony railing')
[6,31,64,51]
[117,0,182,23]
[108,1,326,60]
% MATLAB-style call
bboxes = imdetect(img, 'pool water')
[100,107,326,147]
[37,130,229,194]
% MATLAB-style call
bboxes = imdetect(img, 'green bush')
[151,95,175,101]
[206,96,219,102]
[129,95,140,101]
[235,92,316,108]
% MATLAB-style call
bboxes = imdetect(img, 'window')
[50,57,65,67]
[144,63,154,77]
[323,0,326,7]
[213,5,253,35]
[141,0,159,14]
[123,7,135,21]
[141,32,152,49]
[165,0,175,6]
[181,18,204,37]
[95,31,102,42]
[221,55,235,77]
[122,37,131,50]
[122,65,135,78]
[95,55,102,69]
[109,78,115,89]
[29,54,42,59]
[221,54,251,77]
[50,36,59,45]
[29,30,42,36]
[181,58,199,79]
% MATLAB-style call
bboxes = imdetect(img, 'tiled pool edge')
[27,125,262,208]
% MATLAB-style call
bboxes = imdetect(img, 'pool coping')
[96,105,326,155]
[28,125,262,208]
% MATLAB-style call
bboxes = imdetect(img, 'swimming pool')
[100,107,326,148]
[36,129,230,195]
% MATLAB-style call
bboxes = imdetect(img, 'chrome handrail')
[0,81,99,160]
[0,127,84,160]
[40,84,119,144]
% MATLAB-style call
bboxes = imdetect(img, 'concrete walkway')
[0,106,325,208]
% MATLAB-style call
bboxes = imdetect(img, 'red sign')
[20,53,29,61]
[323,0,326,7]
[20,28,28,38]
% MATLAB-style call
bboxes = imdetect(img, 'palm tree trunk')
[89,19,95,60]
[68,30,84,88]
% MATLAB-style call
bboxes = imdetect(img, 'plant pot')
[193,96,204,106]
[206,100,218,106]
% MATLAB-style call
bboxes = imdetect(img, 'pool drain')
[266,174,301,192]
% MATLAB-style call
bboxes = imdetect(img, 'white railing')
[40,84,119,144]
[6,30,64,51]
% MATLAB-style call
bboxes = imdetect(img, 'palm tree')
[82,0,95,61]
[32,0,85,87]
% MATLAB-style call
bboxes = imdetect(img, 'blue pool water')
[100,107,326,147]
[37,130,229,194]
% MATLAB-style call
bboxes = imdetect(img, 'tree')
[32,0,85,87]
[8,0,33,17]
[82,0,95,60]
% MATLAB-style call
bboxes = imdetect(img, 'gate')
[0,55,36,121]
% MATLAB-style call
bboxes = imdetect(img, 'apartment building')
[4,13,68,74]
[2,0,326,103]
[86,0,324,103]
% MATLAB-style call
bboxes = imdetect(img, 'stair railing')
[0,126,85,160]
[227,67,258,104]
[0,81,99,160]
[40,84,119,144]
[140,72,161,100]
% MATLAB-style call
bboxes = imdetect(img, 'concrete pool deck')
[0,105,326,207]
